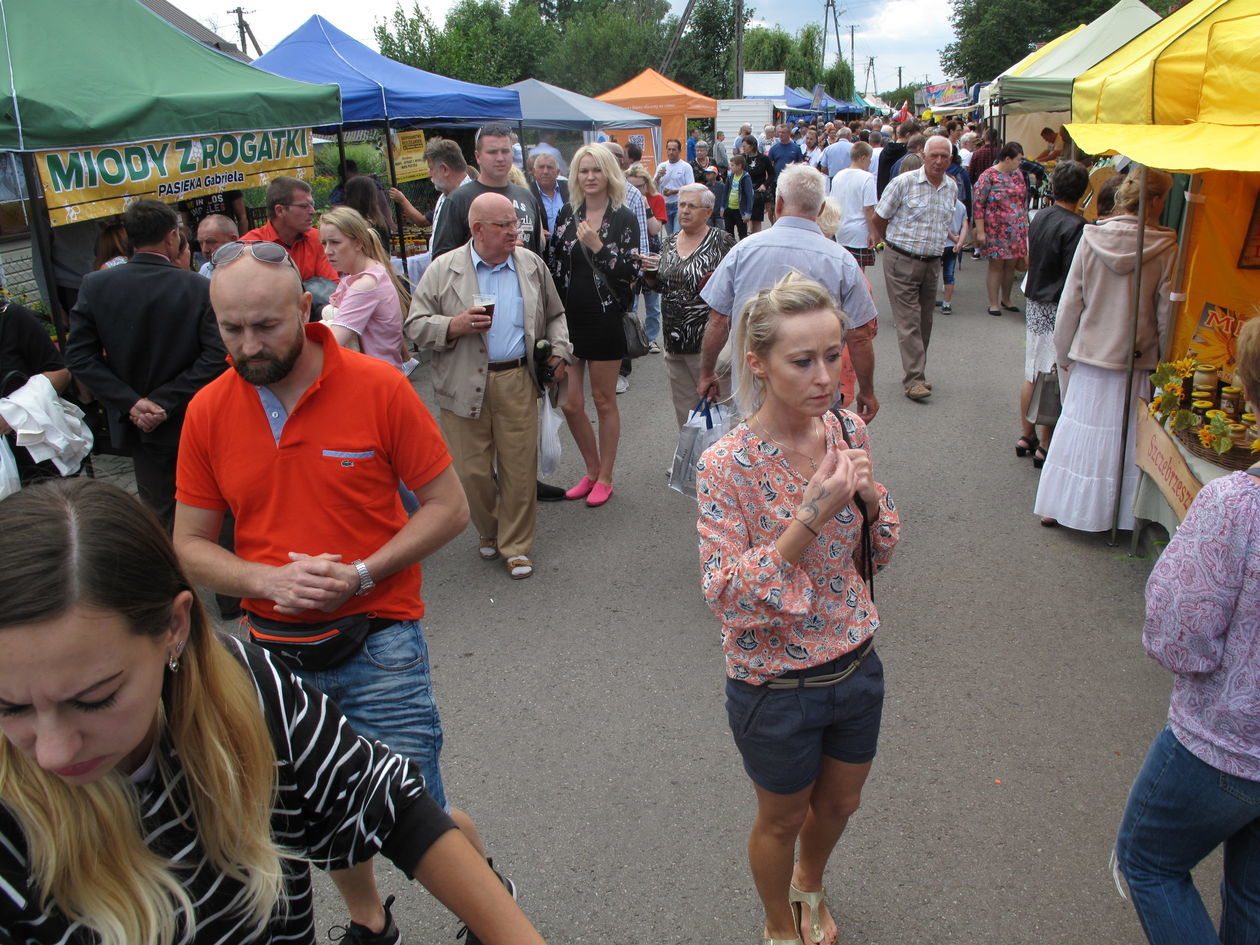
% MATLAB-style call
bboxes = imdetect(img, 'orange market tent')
[596,69,717,168]
[1067,0,1260,364]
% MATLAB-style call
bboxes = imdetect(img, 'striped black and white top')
[0,637,455,944]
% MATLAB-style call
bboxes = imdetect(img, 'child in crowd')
[941,196,969,314]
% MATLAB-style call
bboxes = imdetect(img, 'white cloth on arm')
[0,374,91,475]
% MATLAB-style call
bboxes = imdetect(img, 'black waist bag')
[242,610,375,671]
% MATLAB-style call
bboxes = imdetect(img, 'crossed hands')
[129,397,167,433]
[796,447,879,530]
[267,552,359,616]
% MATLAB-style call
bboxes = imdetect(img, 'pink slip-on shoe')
[586,482,614,507]
[564,476,594,500]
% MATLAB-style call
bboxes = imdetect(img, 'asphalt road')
[129,247,1212,943]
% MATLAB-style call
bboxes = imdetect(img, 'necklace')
[754,415,821,470]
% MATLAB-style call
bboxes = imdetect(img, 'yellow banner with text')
[35,129,315,226]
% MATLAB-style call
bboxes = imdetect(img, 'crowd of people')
[0,105,1255,945]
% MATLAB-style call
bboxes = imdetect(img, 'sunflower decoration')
[1198,414,1237,455]
[1149,361,1197,428]
[1197,425,1215,447]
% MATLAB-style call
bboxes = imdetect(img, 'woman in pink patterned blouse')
[696,274,900,945]
[1114,316,1260,945]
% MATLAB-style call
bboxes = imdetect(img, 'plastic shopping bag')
[0,438,19,500]
[669,399,733,497]
[539,393,563,478]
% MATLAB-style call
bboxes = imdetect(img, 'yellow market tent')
[1067,0,1260,363]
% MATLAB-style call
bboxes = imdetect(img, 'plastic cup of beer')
[473,293,496,322]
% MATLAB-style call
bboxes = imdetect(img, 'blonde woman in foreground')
[696,274,900,945]
[0,478,546,945]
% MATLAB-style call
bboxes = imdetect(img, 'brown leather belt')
[487,356,527,372]
[887,242,942,263]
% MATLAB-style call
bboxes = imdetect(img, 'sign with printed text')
[1135,401,1204,522]
[923,79,969,109]
[35,129,315,226]
[391,130,430,183]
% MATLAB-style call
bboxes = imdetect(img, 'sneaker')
[934,299,943,308]
[905,382,932,401]
[941,302,952,314]
[329,895,401,945]
[647,340,661,353]
[456,860,517,945]
[615,375,629,394]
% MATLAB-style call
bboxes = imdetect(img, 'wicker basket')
[1174,426,1257,472]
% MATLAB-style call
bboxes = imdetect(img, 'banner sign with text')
[35,128,315,226]
[1135,401,1204,522]
[924,79,970,109]
[390,130,430,183]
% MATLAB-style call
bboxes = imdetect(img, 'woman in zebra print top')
[0,479,546,945]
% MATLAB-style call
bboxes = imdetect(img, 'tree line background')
[373,0,1183,118]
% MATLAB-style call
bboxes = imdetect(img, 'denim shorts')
[725,648,884,795]
[291,619,448,811]
[941,247,958,285]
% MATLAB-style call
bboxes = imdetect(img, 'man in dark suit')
[528,151,568,250]
[67,199,227,529]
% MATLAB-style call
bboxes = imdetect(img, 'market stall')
[1066,0,1260,544]
[506,78,661,164]
[0,0,341,335]
[596,69,716,168]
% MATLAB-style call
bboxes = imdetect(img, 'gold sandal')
[762,901,805,945]
[788,884,830,945]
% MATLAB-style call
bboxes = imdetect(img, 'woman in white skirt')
[1034,168,1176,530]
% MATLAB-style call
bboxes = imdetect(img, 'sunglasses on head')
[211,240,298,272]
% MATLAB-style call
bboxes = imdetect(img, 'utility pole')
[734,0,744,97]
[897,65,903,90]
[849,25,856,98]
[229,7,263,58]
[863,57,876,96]
[659,0,701,75]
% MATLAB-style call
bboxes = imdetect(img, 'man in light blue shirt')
[697,165,880,423]
[821,131,853,177]
[406,193,571,580]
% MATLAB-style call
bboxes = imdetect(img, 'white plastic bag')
[669,399,733,497]
[0,438,19,500]
[539,394,563,477]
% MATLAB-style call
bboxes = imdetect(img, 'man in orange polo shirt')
[173,242,509,945]
[241,175,340,282]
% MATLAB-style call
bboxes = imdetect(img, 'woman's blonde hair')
[568,144,626,211]
[319,205,412,313]
[625,163,657,196]
[816,197,843,239]
[1114,167,1174,216]
[733,272,846,417]
[0,480,285,945]
[507,165,529,189]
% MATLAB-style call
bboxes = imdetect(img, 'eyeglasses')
[284,202,316,211]
[211,240,299,273]
[483,219,520,231]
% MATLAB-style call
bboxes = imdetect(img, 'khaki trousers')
[882,247,940,388]
[440,366,538,559]
[665,351,730,427]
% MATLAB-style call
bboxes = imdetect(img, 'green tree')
[538,0,673,96]
[671,0,749,99]
[743,24,854,101]
[375,0,556,86]
[880,83,925,109]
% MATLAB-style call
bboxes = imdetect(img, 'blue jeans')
[666,204,679,234]
[1116,725,1260,944]
[291,620,448,811]
[643,290,661,341]
[941,247,958,286]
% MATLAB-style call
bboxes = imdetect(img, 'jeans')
[941,246,958,286]
[291,620,448,811]
[643,290,661,342]
[1116,725,1260,945]
[666,204,679,234]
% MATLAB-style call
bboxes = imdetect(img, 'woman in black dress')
[549,144,640,508]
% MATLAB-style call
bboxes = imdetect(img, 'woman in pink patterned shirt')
[696,274,900,945]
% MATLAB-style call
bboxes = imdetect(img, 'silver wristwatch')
[351,559,375,596]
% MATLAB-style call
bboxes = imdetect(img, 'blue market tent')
[251,15,521,129]
[784,87,863,116]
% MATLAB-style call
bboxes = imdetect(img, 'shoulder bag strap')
[832,408,875,601]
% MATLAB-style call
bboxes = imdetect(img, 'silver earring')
[168,640,185,673]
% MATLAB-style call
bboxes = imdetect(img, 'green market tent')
[987,0,1161,114]
[0,0,341,151]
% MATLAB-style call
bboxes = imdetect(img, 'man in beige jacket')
[406,193,570,580]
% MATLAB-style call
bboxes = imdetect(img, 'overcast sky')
[177,0,954,95]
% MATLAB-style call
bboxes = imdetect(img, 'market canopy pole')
[1110,163,1148,547]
